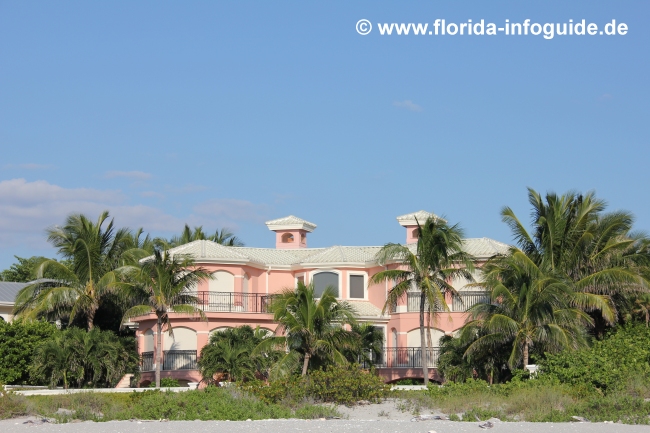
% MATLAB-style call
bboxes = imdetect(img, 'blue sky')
[0,1,648,269]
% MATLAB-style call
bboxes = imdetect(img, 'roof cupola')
[265,215,316,249]
[396,210,441,244]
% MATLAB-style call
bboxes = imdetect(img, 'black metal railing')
[179,291,272,313]
[141,351,154,371]
[361,347,440,368]
[394,291,489,312]
[140,350,197,371]
[452,291,490,312]
[406,293,445,312]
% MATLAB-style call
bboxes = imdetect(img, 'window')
[296,275,305,287]
[281,233,294,243]
[312,272,339,297]
[349,274,365,299]
[411,228,419,239]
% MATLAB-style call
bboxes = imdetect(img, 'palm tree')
[31,327,136,388]
[117,250,211,388]
[369,216,475,385]
[500,188,650,334]
[162,224,245,248]
[461,252,592,369]
[253,282,357,377]
[210,228,244,247]
[199,326,277,383]
[344,323,385,366]
[13,212,135,329]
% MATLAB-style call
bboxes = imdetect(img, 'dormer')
[265,215,317,249]
[396,210,442,244]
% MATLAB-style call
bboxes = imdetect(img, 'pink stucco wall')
[132,257,480,385]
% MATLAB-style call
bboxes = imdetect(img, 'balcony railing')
[392,291,489,313]
[177,291,272,313]
[361,347,440,368]
[140,350,198,372]
[142,347,439,372]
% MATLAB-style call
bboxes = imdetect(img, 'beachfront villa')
[133,211,509,385]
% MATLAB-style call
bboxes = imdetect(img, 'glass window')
[349,275,365,299]
[312,272,339,297]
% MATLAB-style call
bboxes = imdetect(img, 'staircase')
[115,374,134,389]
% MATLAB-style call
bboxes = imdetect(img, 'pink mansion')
[133,211,509,385]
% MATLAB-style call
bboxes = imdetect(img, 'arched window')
[392,329,398,349]
[163,327,198,351]
[281,233,294,243]
[300,233,306,243]
[209,270,235,293]
[411,228,419,239]
[312,271,339,297]
[143,329,154,352]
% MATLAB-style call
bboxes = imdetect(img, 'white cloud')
[104,170,152,180]
[0,179,268,255]
[3,163,54,170]
[193,199,268,225]
[140,191,165,199]
[0,179,179,249]
[393,100,423,112]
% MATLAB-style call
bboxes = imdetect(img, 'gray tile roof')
[347,300,386,318]
[164,236,509,267]
[0,281,29,304]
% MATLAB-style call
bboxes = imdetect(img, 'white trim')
[294,272,306,287]
[347,270,369,301]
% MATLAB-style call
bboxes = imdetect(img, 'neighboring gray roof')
[0,281,29,304]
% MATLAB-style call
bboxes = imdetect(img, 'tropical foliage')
[442,188,650,381]
[0,320,57,385]
[541,323,650,395]
[163,224,245,248]
[0,256,69,282]
[116,249,211,388]
[253,282,358,377]
[12,212,141,329]
[30,327,137,389]
[198,325,280,383]
[370,216,475,384]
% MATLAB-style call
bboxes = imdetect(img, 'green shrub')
[541,324,650,395]
[242,365,390,406]
[307,365,390,404]
[149,378,180,388]
[0,320,57,385]
[240,376,306,405]
[0,389,28,420]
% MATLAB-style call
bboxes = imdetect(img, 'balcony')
[361,347,441,369]
[140,350,197,372]
[178,291,272,313]
[392,291,489,313]
[142,347,440,371]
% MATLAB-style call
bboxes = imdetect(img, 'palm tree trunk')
[523,341,529,368]
[156,316,162,388]
[420,292,428,386]
[301,353,311,376]
[87,311,95,330]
